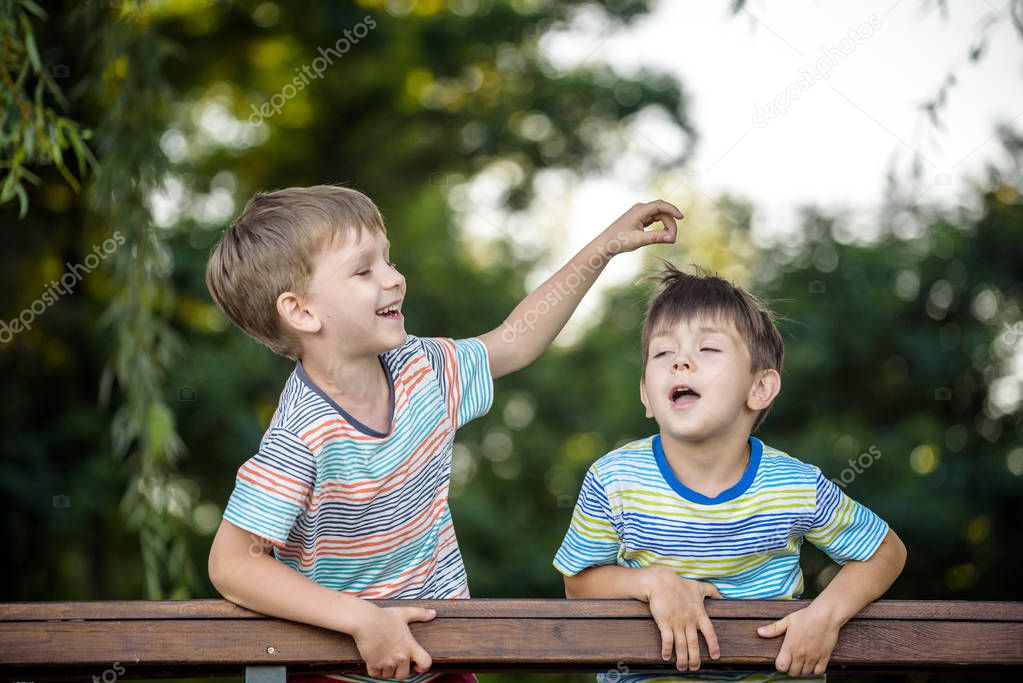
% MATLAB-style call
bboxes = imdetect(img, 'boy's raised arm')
[208,519,436,680]
[479,200,682,380]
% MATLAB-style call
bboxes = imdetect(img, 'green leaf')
[14,183,28,218]
[18,0,47,20]
[19,15,42,73]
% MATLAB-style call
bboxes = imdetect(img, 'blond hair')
[206,185,386,359]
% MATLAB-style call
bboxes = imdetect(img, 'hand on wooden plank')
[640,566,723,672]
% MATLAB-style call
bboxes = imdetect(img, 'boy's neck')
[658,429,753,499]
[300,348,389,407]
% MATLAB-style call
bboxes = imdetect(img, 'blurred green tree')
[0,0,693,600]
[1,6,1021,683]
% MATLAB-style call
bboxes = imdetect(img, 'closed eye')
[355,268,371,277]
[700,347,720,353]
[653,351,671,359]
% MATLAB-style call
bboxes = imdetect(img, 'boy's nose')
[384,268,405,290]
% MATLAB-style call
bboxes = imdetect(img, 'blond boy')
[206,185,683,682]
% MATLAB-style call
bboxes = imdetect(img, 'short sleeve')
[553,466,623,577]
[222,428,316,546]
[805,468,890,564]
[420,337,494,429]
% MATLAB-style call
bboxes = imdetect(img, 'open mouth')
[375,302,403,321]
[669,385,701,407]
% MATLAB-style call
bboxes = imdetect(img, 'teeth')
[377,305,400,315]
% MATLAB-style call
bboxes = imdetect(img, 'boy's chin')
[378,329,408,352]
[659,427,711,443]
[655,416,718,443]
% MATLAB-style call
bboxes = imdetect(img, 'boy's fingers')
[699,616,721,659]
[775,646,791,673]
[701,583,723,599]
[629,214,676,248]
[684,625,701,671]
[674,629,688,671]
[403,607,437,623]
[657,215,678,242]
[814,656,830,675]
[633,201,683,228]
[411,642,433,673]
[646,199,684,219]
[394,661,411,680]
[757,616,788,638]
[659,626,674,661]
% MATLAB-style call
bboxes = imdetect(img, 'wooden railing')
[3,599,1022,681]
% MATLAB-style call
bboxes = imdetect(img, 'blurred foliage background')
[2,1,1021,682]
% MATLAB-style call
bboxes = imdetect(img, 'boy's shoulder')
[592,435,656,466]
[756,439,822,481]
[585,435,658,486]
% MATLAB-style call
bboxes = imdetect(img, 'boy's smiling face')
[640,314,777,443]
[303,228,408,355]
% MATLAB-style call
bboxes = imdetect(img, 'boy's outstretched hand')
[598,200,683,256]
[641,566,722,672]
[352,604,436,680]
[481,199,683,380]
[756,604,839,677]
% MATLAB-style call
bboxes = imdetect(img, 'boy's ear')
[277,291,322,335]
[747,368,781,412]
[640,379,654,419]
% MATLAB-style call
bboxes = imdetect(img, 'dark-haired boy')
[554,265,906,681]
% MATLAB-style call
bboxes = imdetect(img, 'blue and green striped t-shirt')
[554,434,889,683]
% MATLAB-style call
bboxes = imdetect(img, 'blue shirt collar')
[652,433,762,504]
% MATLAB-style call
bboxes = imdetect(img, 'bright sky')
[452,0,1023,341]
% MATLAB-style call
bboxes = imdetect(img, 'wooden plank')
[1,613,1021,677]
[3,599,1022,622]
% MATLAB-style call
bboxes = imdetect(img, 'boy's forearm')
[485,237,612,377]
[564,564,666,601]
[479,200,680,379]
[808,529,908,627]
[210,541,375,636]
